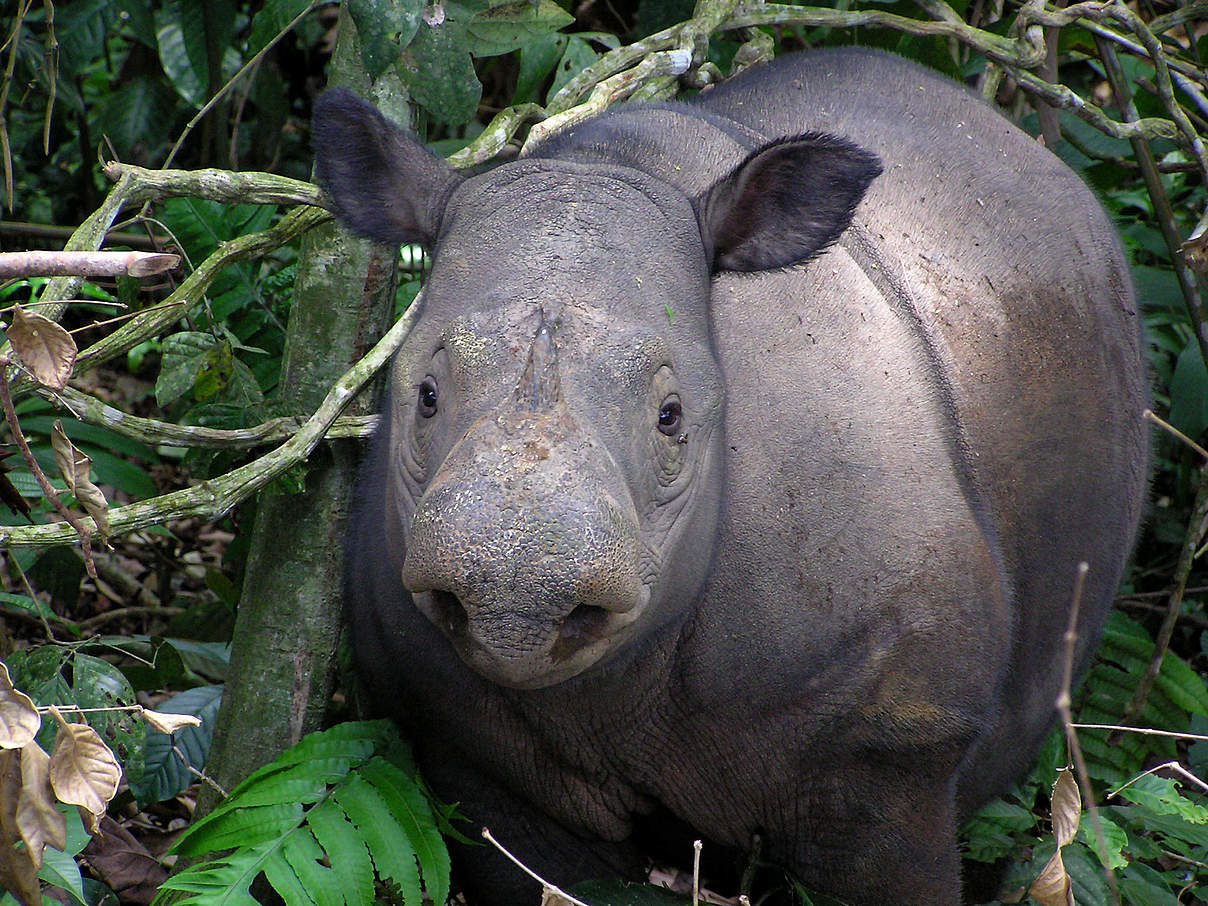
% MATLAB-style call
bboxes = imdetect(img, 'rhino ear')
[312,88,462,247]
[697,134,881,272]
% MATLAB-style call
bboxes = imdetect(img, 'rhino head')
[313,89,879,689]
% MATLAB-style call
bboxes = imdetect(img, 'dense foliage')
[1,0,1206,904]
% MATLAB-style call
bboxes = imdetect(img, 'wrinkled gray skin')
[314,47,1148,906]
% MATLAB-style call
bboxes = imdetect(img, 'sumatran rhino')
[314,47,1148,906]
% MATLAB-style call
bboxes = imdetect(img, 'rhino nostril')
[550,604,610,662]
[431,590,468,638]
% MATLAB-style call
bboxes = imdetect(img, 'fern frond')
[181,803,305,857]
[361,757,451,906]
[334,771,424,904]
[307,798,375,906]
[153,842,275,906]
[163,722,450,905]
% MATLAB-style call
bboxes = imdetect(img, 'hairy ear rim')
[312,88,463,248]
[698,133,883,273]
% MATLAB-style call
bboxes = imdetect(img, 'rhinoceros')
[314,46,1149,906]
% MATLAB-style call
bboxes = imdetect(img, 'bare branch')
[0,250,180,279]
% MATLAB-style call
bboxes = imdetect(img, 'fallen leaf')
[139,708,202,735]
[17,740,67,862]
[0,662,41,749]
[82,815,168,905]
[50,421,109,540]
[0,748,42,906]
[7,305,77,390]
[47,707,121,835]
[1051,768,1081,848]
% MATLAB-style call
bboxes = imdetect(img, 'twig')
[1097,37,1208,378]
[0,286,418,548]
[42,385,376,449]
[693,839,702,906]
[1056,562,1121,906]
[0,250,180,279]
[1072,724,1208,742]
[1109,760,1208,798]
[76,607,184,635]
[1145,409,1208,461]
[0,354,97,575]
[480,827,593,906]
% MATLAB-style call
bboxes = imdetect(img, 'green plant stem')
[42,385,376,448]
[0,293,418,549]
[102,162,324,207]
[1096,38,1208,379]
[61,205,329,387]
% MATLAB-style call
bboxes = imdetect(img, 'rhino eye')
[417,377,439,418]
[657,397,682,436]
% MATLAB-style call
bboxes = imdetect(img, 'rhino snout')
[400,442,649,689]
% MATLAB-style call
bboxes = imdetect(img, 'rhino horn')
[515,319,562,412]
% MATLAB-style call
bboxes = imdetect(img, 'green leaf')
[1113,774,1208,823]
[38,844,87,906]
[360,757,449,906]
[463,0,574,56]
[333,773,423,904]
[1168,341,1208,441]
[248,0,318,56]
[153,842,273,905]
[1076,812,1129,871]
[71,653,145,785]
[131,684,223,806]
[155,0,207,106]
[398,22,483,126]
[260,835,315,906]
[548,35,600,103]
[306,799,374,906]
[350,0,425,77]
[276,825,344,906]
[174,803,305,858]
[515,34,566,104]
[157,332,219,407]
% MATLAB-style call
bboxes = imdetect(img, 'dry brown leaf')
[1051,767,1081,848]
[17,740,66,862]
[47,706,121,834]
[82,814,168,905]
[0,748,42,906]
[7,305,77,390]
[139,707,202,735]
[50,420,109,540]
[0,662,41,749]
[1029,846,1073,906]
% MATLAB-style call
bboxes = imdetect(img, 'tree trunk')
[199,8,408,811]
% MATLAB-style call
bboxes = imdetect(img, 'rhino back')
[694,47,1148,808]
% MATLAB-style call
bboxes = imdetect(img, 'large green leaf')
[1168,341,1208,440]
[160,723,449,906]
[398,22,483,126]
[71,653,145,785]
[463,0,574,56]
[349,0,425,77]
[156,331,218,407]
[248,0,319,56]
[131,684,223,806]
